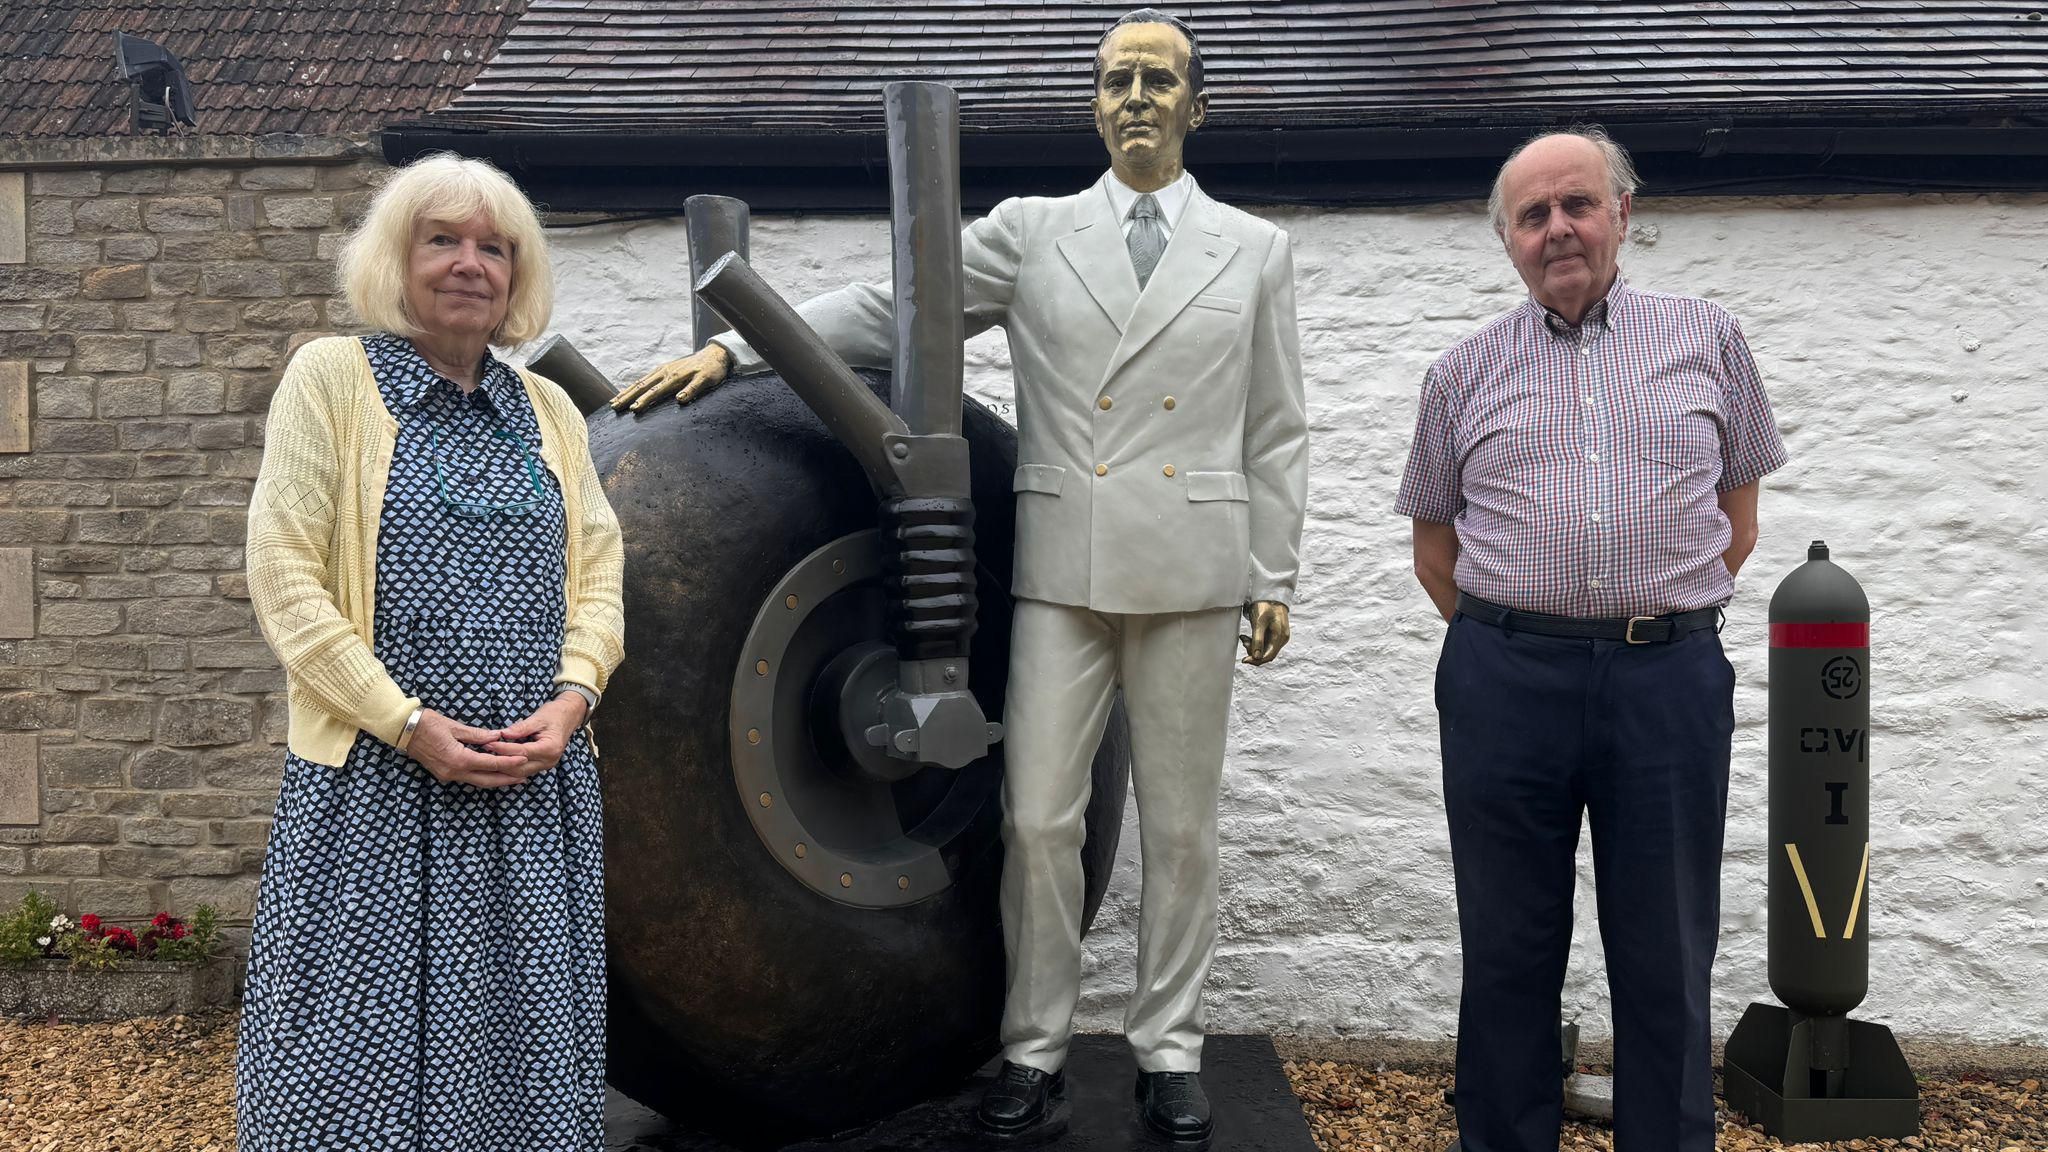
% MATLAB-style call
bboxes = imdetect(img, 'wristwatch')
[555,682,599,719]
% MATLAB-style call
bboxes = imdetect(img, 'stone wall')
[0,141,382,932]
[543,192,2048,1044]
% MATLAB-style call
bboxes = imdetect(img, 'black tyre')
[589,369,1131,1146]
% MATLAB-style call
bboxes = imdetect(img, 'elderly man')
[1396,128,1786,1152]
[612,9,1307,1142]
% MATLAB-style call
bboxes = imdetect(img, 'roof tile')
[0,0,528,138]
[405,0,2048,133]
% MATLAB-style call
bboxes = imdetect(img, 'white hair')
[339,153,553,345]
[1487,125,1641,235]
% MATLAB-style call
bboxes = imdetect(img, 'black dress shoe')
[978,1061,1064,1135]
[1135,1070,1213,1141]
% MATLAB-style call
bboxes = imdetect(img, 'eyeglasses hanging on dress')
[429,425,548,518]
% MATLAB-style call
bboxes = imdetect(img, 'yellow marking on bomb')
[1785,843,1827,938]
[1842,841,1870,939]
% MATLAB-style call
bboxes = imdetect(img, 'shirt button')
[1584,452,1601,463]
[1162,464,1176,478]
[1590,511,1603,523]
[1095,463,1108,477]
[1589,578,1603,589]
[1163,396,1177,410]
[1580,346,1592,357]
[1582,394,1595,406]
[1098,396,1113,411]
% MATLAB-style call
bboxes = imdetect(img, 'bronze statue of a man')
[613,9,1308,1141]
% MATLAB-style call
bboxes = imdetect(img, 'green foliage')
[0,891,61,965]
[148,905,221,964]
[63,933,126,971]
[0,893,224,969]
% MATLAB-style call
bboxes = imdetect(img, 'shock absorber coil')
[880,495,978,662]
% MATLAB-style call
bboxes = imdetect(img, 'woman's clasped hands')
[407,693,589,788]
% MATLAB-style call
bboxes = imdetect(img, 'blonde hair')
[339,153,553,345]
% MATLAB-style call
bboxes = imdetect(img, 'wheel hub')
[729,530,999,908]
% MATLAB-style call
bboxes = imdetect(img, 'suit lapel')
[1101,187,1239,387]
[1055,178,1139,334]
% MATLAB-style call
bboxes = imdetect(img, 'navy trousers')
[1436,610,1734,1152]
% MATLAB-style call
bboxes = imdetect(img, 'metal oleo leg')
[691,80,999,773]
[684,194,749,351]
[525,332,618,415]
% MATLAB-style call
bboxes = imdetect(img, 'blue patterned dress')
[237,335,604,1152]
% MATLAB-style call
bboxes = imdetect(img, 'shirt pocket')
[1637,412,1724,504]
[1635,377,1724,473]
[1639,426,1718,471]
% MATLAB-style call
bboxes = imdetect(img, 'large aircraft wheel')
[588,369,1131,1146]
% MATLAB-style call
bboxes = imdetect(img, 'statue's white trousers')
[997,598,1241,1075]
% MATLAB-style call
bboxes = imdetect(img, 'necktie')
[1126,193,1166,289]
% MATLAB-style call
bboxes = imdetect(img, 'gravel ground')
[1,1014,236,1152]
[1288,1059,2047,1152]
[2,1014,2041,1151]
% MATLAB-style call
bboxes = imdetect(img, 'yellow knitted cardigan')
[246,336,626,766]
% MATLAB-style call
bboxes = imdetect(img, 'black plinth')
[606,1034,1317,1152]
[1722,1003,1920,1143]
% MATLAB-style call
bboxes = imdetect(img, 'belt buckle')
[1625,616,1658,644]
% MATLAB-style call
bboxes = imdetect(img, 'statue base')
[607,1034,1317,1151]
[1722,1002,1920,1143]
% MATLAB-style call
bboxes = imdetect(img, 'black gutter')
[383,119,2048,211]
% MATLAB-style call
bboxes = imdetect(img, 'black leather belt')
[1455,592,1722,644]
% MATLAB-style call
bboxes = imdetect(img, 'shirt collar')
[1103,169,1196,233]
[1531,273,1631,337]
[383,334,519,411]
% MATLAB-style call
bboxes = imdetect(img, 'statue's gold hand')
[1240,601,1291,666]
[610,343,734,412]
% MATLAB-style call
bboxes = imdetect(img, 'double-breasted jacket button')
[1098,396,1113,411]
[1094,463,1108,477]
[1162,465,1176,478]
[1163,396,1177,410]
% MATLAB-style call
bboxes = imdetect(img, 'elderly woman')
[237,154,623,1150]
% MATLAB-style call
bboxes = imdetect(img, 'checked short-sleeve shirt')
[1396,276,1788,618]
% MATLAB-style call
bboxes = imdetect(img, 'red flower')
[151,912,174,929]
[80,914,101,932]
[104,926,138,951]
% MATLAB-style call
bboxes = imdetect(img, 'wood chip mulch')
[1286,1059,2047,1152]
[1,1014,237,1152]
[2,1014,2041,1151]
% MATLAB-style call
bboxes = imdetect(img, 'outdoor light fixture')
[112,31,197,133]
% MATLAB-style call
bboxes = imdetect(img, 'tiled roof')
[411,0,2048,136]
[0,0,528,138]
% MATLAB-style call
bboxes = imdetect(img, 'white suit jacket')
[718,175,1309,616]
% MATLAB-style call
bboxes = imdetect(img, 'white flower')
[49,915,73,932]
[35,936,51,948]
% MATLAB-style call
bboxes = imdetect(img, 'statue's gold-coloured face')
[1091,22,1206,185]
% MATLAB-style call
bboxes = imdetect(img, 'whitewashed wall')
[540,192,2048,1044]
